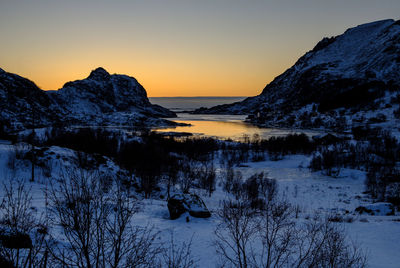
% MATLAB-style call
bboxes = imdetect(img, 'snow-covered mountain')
[0,67,176,132]
[49,67,176,126]
[0,68,61,131]
[194,19,400,130]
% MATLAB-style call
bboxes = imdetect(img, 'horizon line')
[148,96,250,98]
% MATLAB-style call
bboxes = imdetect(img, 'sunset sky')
[1,0,399,97]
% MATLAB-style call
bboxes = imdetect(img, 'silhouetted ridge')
[88,67,111,81]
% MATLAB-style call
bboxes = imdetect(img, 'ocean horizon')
[149,96,247,112]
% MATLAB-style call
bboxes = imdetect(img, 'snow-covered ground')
[135,155,400,267]
[0,142,399,267]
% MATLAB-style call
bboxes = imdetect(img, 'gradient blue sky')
[0,0,399,96]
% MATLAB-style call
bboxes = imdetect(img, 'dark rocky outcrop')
[167,193,211,220]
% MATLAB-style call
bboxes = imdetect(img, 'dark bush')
[0,233,32,249]
[243,172,277,209]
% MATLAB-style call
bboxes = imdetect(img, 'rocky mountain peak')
[192,19,400,130]
[0,67,176,132]
[88,67,111,81]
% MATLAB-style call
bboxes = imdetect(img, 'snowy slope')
[1,143,399,268]
[194,19,400,130]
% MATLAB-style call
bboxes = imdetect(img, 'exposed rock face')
[193,19,400,130]
[0,67,176,132]
[167,193,211,220]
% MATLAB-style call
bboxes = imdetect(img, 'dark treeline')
[43,128,221,197]
[259,133,316,160]
[44,127,120,157]
[40,128,319,198]
[25,126,400,206]
[13,123,400,208]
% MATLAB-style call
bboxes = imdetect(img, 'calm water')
[150,97,322,140]
[152,112,321,141]
[149,97,247,112]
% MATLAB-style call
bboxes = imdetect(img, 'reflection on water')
[153,113,321,141]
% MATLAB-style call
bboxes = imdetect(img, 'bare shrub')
[243,172,277,209]
[6,144,30,175]
[198,162,216,197]
[224,169,243,200]
[179,160,198,194]
[252,201,296,268]
[6,150,17,174]
[215,200,368,268]
[160,232,198,268]
[0,179,47,267]
[223,166,235,192]
[292,217,367,268]
[46,169,161,268]
[214,201,257,268]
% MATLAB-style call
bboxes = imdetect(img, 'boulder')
[167,193,211,220]
[167,194,189,220]
[186,194,212,218]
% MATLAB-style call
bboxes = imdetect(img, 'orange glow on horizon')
[2,1,398,97]
[2,61,288,97]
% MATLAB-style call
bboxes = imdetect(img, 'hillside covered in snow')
[0,67,176,133]
[194,19,400,131]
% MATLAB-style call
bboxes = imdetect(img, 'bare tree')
[257,173,277,203]
[214,201,257,268]
[29,103,36,182]
[215,199,368,268]
[243,172,277,210]
[179,160,199,194]
[253,201,296,268]
[198,162,216,197]
[46,168,161,268]
[223,168,243,201]
[292,216,367,268]
[0,179,47,267]
[46,169,105,267]
[166,165,179,199]
[105,186,161,268]
[160,231,197,268]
